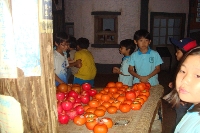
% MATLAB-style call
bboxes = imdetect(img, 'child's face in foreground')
[56,41,69,53]
[176,55,200,104]
[119,46,130,56]
[134,37,151,53]
[176,49,184,61]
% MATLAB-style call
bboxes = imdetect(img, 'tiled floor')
[94,70,176,133]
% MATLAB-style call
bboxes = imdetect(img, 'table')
[59,85,164,133]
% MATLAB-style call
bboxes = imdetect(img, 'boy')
[113,39,136,86]
[128,29,163,86]
[54,32,70,86]
[73,37,97,86]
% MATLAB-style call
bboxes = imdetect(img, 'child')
[113,39,136,86]
[67,36,79,83]
[163,46,200,132]
[128,29,163,86]
[53,32,70,86]
[73,37,97,86]
[167,37,197,124]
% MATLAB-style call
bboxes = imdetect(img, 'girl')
[164,46,200,132]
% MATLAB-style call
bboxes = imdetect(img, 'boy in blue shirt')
[128,29,163,86]
[113,39,136,86]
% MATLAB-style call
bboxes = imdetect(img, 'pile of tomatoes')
[56,83,97,124]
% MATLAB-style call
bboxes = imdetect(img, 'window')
[65,22,74,36]
[92,11,120,45]
[150,12,186,46]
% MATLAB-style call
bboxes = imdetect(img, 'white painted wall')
[63,0,189,64]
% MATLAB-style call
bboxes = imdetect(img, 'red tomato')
[125,90,136,100]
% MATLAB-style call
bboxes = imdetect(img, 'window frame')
[150,12,186,47]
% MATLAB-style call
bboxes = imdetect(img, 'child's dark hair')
[163,46,200,113]
[69,36,77,49]
[134,29,151,41]
[54,32,70,45]
[120,39,135,55]
[77,37,89,49]
[175,46,187,55]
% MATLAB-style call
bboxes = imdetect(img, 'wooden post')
[0,0,57,132]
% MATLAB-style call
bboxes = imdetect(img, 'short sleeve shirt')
[74,49,96,80]
[174,105,200,133]
[128,48,163,86]
[119,56,133,86]
[54,50,69,86]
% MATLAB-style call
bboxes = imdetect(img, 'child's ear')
[134,40,137,45]
[55,42,59,47]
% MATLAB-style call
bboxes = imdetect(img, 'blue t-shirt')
[119,56,133,86]
[174,105,200,133]
[128,48,163,86]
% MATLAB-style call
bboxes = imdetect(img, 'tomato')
[86,107,97,113]
[85,118,98,130]
[93,122,108,133]
[83,105,90,111]
[84,112,97,121]
[145,82,151,90]
[137,83,146,91]
[97,105,107,111]
[71,84,81,94]
[94,109,105,117]
[132,83,138,91]
[112,92,120,99]
[73,115,86,126]
[111,101,121,109]
[140,90,150,97]
[109,87,118,93]
[134,97,145,105]
[115,82,123,88]
[82,83,91,91]
[89,100,100,108]
[95,93,103,100]
[123,99,132,105]
[106,82,116,87]
[134,90,140,97]
[103,87,109,92]
[125,90,136,100]
[131,102,142,110]
[102,101,111,108]
[119,103,131,113]
[57,83,68,92]
[107,106,117,114]
[101,94,110,102]
[117,95,126,103]
[101,117,113,128]
[138,95,148,102]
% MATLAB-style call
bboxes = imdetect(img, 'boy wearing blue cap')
[167,37,197,124]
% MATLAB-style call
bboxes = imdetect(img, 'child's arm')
[69,59,82,68]
[140,65,161,83]
[128,65,141,78]
[113,67,121,74]
[55,74,65,84]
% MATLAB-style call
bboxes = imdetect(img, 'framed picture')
[196,18,200,22]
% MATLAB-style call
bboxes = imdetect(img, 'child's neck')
[56,49,64,56]
[139,48,148,54]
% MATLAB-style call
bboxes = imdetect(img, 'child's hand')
[113,67,120,74]
[76,59,82,68]
[168,82,173,88]
[139,76,149,83]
